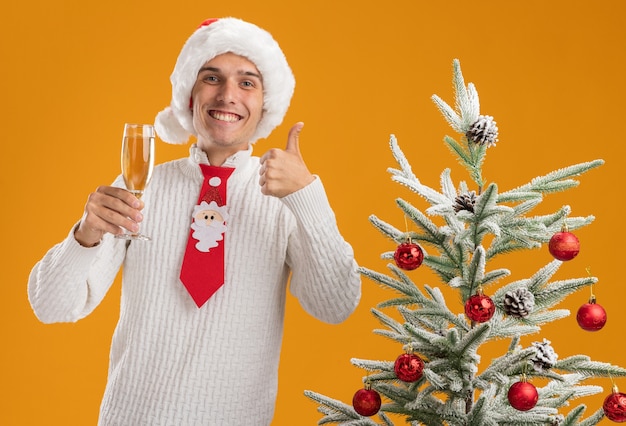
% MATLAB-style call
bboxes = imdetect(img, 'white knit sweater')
[28,145,361,425]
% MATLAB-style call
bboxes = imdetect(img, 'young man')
[28,18,361,425]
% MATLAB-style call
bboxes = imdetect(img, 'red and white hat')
[154,17,295,144]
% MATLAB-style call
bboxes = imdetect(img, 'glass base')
[115,232,151,241]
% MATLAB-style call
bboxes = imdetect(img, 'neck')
[197,141,251,167]
[206,151,232,167]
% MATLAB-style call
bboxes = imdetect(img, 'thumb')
[285,122,304,154]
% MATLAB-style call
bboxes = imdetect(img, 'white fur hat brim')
[154,17,295,145]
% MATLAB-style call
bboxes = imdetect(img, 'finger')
[90,189,143,222]
[259,174,272,196]
[85,213,132,237]
[94,186,143,213]
[99,201,143,226]
[97,186,143,209]
[285,122,304,155]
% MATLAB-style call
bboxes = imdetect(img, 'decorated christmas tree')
[305,59,626,425]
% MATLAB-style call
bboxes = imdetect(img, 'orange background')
[2,1,625,424]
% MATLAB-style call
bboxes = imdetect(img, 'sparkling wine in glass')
[116,123,155,241]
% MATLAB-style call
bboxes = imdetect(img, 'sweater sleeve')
[27,224,127,324]
[281,177,361,324]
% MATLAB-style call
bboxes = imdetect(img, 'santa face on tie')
[190,200,229,252]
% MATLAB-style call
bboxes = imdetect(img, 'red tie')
[180,164,234,307]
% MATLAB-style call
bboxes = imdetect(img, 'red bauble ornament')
[603,386,626,422]
[508,380,539,411]
[394,353,425,382]
[548,230,580,261]
[394,242,424,270]
[577,298,607,331]
[464,292,496,323]
[352,386,381,417]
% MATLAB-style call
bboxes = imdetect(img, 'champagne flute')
[116,123,155,241]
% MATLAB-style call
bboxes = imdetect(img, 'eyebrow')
[197,66,263,82]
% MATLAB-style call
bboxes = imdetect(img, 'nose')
[216,80,237,104]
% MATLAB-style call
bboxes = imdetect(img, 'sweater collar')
[180,144,253,179]
[188,144,253,168]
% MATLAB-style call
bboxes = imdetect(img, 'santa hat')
[202,176,224,206]
[154,17,295,144]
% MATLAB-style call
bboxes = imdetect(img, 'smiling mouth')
[209,110,242,123]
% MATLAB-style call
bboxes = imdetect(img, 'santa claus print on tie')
[190,176,229,252]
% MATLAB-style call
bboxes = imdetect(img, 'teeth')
[210,111,240,122]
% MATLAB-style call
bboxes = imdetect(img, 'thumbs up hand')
[259,122,315,198]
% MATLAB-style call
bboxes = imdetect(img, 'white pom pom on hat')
[154,17,296,145]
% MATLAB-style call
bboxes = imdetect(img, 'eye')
[201,74,219,84]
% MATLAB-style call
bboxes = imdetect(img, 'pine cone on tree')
[530,339,558,372]
[466,114,499,146]
[549,414,565,426]
[453,191,477,213]
[503,287,535,318]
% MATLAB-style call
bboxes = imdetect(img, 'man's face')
[191,52,264,153]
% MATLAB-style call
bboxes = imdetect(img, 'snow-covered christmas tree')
[305,59,626,425]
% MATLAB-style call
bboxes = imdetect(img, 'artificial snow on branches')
[305,59,625,425]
